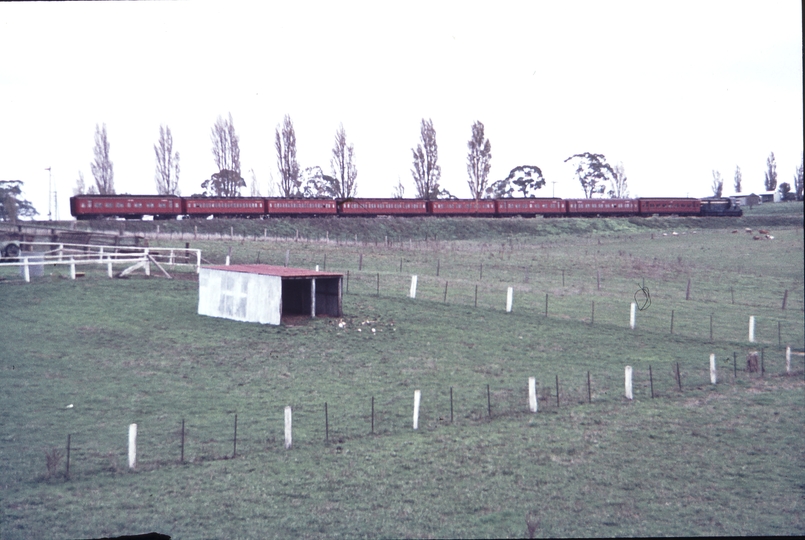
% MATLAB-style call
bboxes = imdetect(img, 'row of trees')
[74,118,802,202]
[407,119,630,201]
[711,152,804,200]
[74,117,631,201]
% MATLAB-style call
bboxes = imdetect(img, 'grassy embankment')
[1,204,803,538]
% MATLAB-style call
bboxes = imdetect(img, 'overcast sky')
[1,0,802,219]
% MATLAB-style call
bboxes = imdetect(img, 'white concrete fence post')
[107,257,113,278]
[413,390,421,430]
[506,287,513,313]
[409,275,418,299]
[710,353,717,384]
[144,249,151,276]
[23,257,30,283]
[528,377,537,413]
[128,423,137,470]
[625,366,633,400]
[284,406,292,449]
[749,316,755,342]
[630,302,636,329]
[70,257,76,280]
[786,346,791,374]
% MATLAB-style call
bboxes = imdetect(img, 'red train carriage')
[637,198,701,216]
[565,199,639,216]
[495,198,566,216]
[338,199,428,216]
[184,197,266,218]
[70,195,183,220]
[429,199,496,216]
[266,198,337,216]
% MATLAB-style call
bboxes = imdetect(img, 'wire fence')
[35,353,804,483]
[340,270,803,349]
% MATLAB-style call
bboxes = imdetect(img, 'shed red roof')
[205,264,343,278]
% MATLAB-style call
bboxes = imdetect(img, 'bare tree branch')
[733,165,742,194]
[211,113,240,175]
[330,123,358,198]
[411,118,441,199]
[607,162,629,198]
[276,115,300,198]
[466,121,492,200]
[764,152,777,191]
[154,125,180,195]
[711,170,723,198]
[90,124,114,194]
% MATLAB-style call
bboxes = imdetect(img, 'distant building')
[198,264,343,325]
[733,192,766,207]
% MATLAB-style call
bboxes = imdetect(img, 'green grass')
[1,213,803,538]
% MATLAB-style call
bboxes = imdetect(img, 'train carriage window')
[116,203,124,208]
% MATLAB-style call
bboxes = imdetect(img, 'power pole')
[45,167,52,221]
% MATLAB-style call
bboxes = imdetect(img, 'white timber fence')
[0,241,202,281]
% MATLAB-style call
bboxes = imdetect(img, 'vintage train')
[70,194,742,220]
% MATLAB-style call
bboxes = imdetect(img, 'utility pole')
[552,181,557,198]
[45,167,52,221]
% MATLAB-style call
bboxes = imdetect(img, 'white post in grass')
[23,257,30,283]
[70,257,76,280]
[144,249,151,276]
[409,275,418,299]
[625,366,633,400]
[749,316,755,342]
[506,287,513,313]
[196,250,201,273]
[225,255,230,266]
[413,390,421,430]
[284,406,292,449]
[128,423,137,470]
[315,265,319,271]
[107,257,113,278]
[786,346,791,374]
[630,302,636,329]
[528,377,537,413]
[58,244,64,262]
[710,353,717,384]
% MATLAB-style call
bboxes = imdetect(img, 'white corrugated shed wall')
[198,268,282,325]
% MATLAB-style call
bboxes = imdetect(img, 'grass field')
[1,207,803,538]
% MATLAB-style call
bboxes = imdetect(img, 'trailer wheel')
[2,242,20,259]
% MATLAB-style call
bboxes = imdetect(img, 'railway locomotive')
[70,194,742,220]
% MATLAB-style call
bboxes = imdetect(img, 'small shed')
[198,264,343,325]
